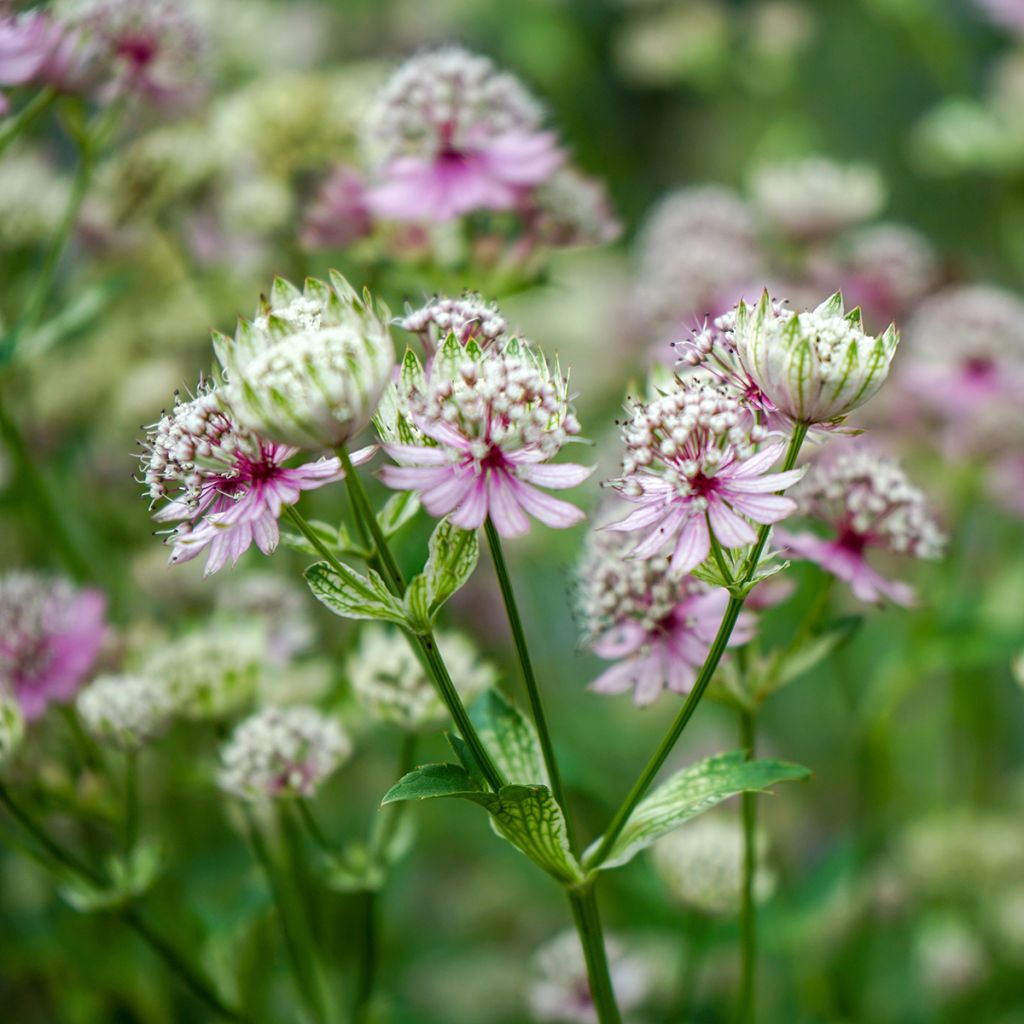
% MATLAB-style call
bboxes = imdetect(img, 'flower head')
[577,528,754,704]
[215,572,313,664]
[530,166,622,248]
[364,46,563,222]
[0,691,24,767]
[733,291,900,425]
[0,8,81,109]
[300,165,373,250]
[399,293,508,356]
[378,337,592,536]
[142,623,264,719]
[213,273,395,450]
[140,378,353,574]
[218,705,350,802]
[777,447,945,605]
[650,815,775,915]
[528,930,651,1024]
[606,378,803,575]
[750,156,885,239]
[0,573,106,721]
[347,624,496,731]
[77,673,173,750]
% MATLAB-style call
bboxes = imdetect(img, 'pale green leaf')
[305,561,407,627]
[471,689,548,786]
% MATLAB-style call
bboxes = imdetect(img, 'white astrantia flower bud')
[733,291,900,425]
[650,816,775,916]
[77,674,174,751]
[218,705,351,802]
[142,624,265,720]
[0,691,24,767]
[347,624,496,731]
[213,272,395,450]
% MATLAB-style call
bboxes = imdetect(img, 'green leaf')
[445,731,488,789]
[305,561,408,627]
[280,519,344,557]
[383,762,583,884]
[404,518,479,630]
[586,751,811,871]
[771,617,862,692]
[471,689,548,786]
[377,491,420,538]
[60,843,163,913]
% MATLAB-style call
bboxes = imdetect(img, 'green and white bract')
[213,272,395,450]
[733,291,899,425]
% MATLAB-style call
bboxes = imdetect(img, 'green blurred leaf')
[586,752,810,871]
[60,843,163,913]
[377,491,420,538]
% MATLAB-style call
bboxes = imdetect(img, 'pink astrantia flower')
[606,379,804,576]
[0,9,81,111]
[365,46,563,223]
[0,573,107,721]
[377,340,591,536]
[776,447,945,606]
[141,381,369,574]
[300,165,373,250]
[576,530,754,705]
[399,293,508,356]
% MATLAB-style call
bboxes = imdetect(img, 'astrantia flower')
[77,673,172,750]
[72,0,207,107]
[606,379,803,575]
[218,705,350,802]
[140,379,356,574]
[974,0,1024,35]
[213,273,394,450]
[0,574,106,721]
[0,691,25,767]
[530,166,622,248]
[347,624,495,731]
[399,294,508,356]
[750,156,885,240]
[216,572,313,665]
[733,291,899,425]
[142,623,264,719]
[300,165,373,250]
[776,448,945,606]
[577,529,754,704]
[650,815,775,915]
[528,930,650,1024]
[378,338,592,536]
[0,9,80,112]
[365,46,564,222]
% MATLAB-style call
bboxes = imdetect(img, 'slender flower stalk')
[738,707,758,1024]
[484,517,575,850]
[567,885,623,1024]
[587,426,809,871]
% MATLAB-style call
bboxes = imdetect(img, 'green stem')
[295,457,506,792]
[0,783,246,1021]
[123,749,139,860]
[738,709,757,1024]
[567,884,622,1024]
[588,425,809,870]
[246,810,330,1024]
[708,521,735,586]
[483,517,576,851]
[0,87,56,158]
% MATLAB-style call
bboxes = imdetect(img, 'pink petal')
[486,472,531,537]
[725,491,798,523]
[508,477,585,529]
[383,443,451,466]
[420,469,477,518]
[449,477,489,530]
[723,467,805,494]
[670,516,710,574]
[516,462,594,489]
[379,464,453,490]
[724,443,788,479]
[630,505,688,559]
[606,500,672,533]
[707,497,758,548]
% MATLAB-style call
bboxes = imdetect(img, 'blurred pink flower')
[365,47,563,223]
[0,8,82,110]
[776,447,945,606]
[378,345,590,536]
[974,0,1024,34]
[0,574,107,721]
[141,382,367,574]
[607,381,803,575]
[301,166,373,250]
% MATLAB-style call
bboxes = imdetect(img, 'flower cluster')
[528,166,622,248]
[218,705,351,802]
[142,624,264,719]
[347,625,496,731]
[0,8,80,114]
[777,447,946,605]
[650,815,775,915]
[0,691,24,767]
[0,573,106,721]
[577,528,754,704]
[606,378,802,574]
[213,274,395,450]
[77,673,173,750]
[364,46,563,222]
[733,291,900,425]
[379,337,591,536]
[399,294,508,355]
[140,380,345,574]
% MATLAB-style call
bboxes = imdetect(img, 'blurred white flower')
[77,673,173,750]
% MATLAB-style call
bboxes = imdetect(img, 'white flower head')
[0,691,24,767]
[218,704,351,802]
[347,624,496,731]
[733,291,900,424]
[214,272,395,450]
[77,673,173,750]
